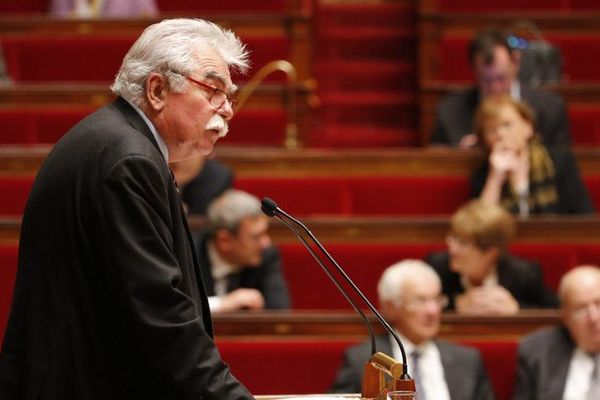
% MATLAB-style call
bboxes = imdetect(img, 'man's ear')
[214,229,235,253]
[380,300,399,324]
[145,72,167,112]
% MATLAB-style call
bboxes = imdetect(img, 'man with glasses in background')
[0,19,255,399]
[330,259,494,400]
[426,200,558,315]
[515,265,600,400]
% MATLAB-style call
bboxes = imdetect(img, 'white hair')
[111,18,249,106]
[206,189,262,233]
[377,259,440,304]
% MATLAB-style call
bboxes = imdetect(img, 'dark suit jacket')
[430,86,570,147]
[0,98,253,400]
[181,158,233,215]
[426,251,559,310]
[514,326,574,400]
[195,232,290,309]
[330,334,494,400]
[471,146,595,215]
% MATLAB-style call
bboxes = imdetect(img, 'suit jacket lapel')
[437,341,466,399]
[546,327,573,399]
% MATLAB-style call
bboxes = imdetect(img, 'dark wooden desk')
[212,310,560,341]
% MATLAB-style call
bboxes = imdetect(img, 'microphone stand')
[262,198,415,398]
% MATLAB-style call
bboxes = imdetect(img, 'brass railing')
[236,60,300,149]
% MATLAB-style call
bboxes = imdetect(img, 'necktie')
[411,350,426,400]
[587,354,600,400]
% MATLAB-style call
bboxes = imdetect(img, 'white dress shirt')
[563,348,596,400]
[206,241,237,311]
[389,332,451,400]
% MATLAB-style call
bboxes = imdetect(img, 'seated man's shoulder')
[438,88,478,110]
[525,86,565,107]
[521,325,568,349]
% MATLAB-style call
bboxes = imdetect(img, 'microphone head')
[261,197,279,217]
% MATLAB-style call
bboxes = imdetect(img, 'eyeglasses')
[570,301,600,321]
[185,76,238,110]
[446,234,475,248]
[404,295,449,311]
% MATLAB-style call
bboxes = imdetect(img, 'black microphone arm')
[261,197,410,377]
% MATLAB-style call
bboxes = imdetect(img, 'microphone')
[261,197,411,379]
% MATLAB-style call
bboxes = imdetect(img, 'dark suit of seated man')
[195,189,290,313]
[430,28,570,148]
[330,259,495,400]
[426,200,558,315]
[514,265,600,400]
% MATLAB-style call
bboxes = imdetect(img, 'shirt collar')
[124,98,169,164]
[511,81,521,101]
[389,330,434,360]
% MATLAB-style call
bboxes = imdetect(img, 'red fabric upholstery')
[279,243,445,310]
[235,177,353,215]
[0,245,18,344]
[216,338,518,399]
[225,109,287,146]
[0,107,93,144]
[584,176,600,212]
[0,176,35,216]
[235,176,470,216]
[2,35,290,83]
[217,339,357,395]
[0,111,38,144]
[350,176,469,215]
[0,107,283,145]
[568,104,600,145]
[2,35,134,82]
[510,243,578,291]
[280,242,600,310]
[462,340,518,400]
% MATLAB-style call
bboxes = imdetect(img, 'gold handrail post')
[236,60,300,149]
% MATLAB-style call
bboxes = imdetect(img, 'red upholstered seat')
[0,107,285,146]
[462,340,519,400]
[279,243,445,310]
[235,176,471,216]
[568,104,600,145]
[0,107,93,144]
[2,35,134,82]
[2,35,290,83]
[510,243,578,291]
[216,338,518,400]
[225,109,287,146]
[217,339,357,395]
[0,245,18,344]
[0,176,35,216]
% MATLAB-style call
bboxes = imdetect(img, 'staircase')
[308,0,418,147]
